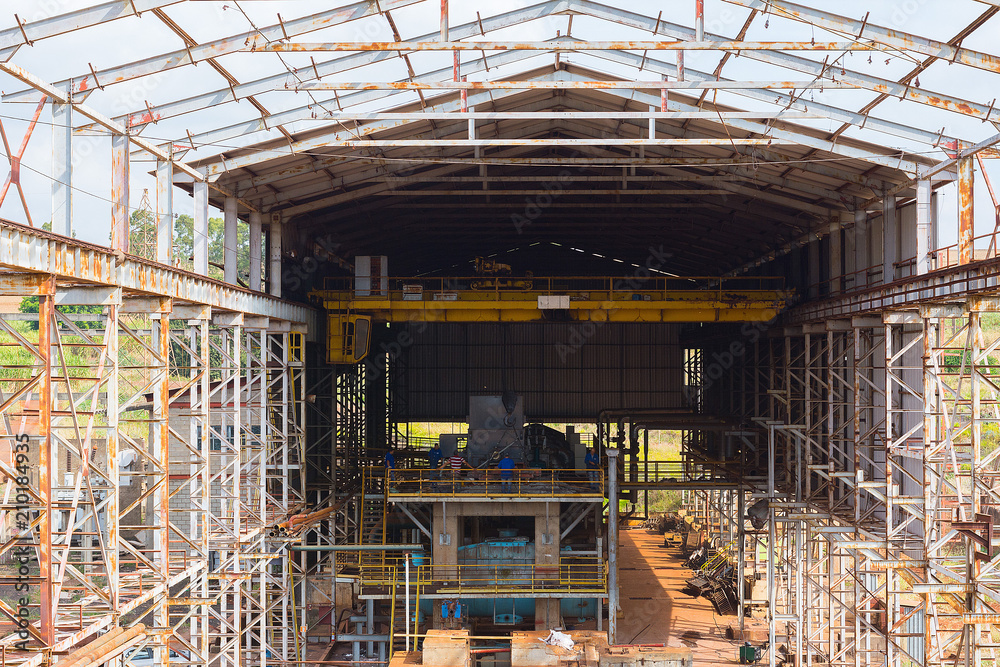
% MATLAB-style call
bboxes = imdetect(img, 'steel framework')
[4,1,1000,667]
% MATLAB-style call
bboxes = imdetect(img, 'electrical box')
[355,255,388,297]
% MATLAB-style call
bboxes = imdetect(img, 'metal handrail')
[384,468,604,498]
[415,561,607,594]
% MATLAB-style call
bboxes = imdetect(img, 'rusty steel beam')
[0,0,185,60]
[290,79,854,91]
[305,110,824,121]
[0,63,206,182]
[575,2,977,138]
[859,130,1000,210]
[2,0,427,104]
[265,40,888,52]
[0,220,314,326]
[724,0,1000,75]
[194,70,925,178]
[110,2,562,130]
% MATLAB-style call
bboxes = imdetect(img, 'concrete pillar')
[249,211,262,291]
[51,102,72,237]
[854,210,868,287]
[431,502,458,629]
[882,194,897,283]
[959,152,974,264]
[156,153,172,264]
[269,214,283,297]
[844,215,856,289]
[111,133,129,252]
[535,502,561,628]
[607,448,620,645]
[193,181,209,275]
[916,179,932,274]
[808,238,820,299]
[828,220,842,293]
[224,196,238,284]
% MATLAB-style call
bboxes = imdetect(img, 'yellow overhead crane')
[312,275,791,364]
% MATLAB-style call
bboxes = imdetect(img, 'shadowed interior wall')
[394,322,683,421]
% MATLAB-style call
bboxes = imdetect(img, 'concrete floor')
[617,528,766,665]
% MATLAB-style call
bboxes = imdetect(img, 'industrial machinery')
[523,424,576,469]
[737,641,769,664]
[471,256,533,291]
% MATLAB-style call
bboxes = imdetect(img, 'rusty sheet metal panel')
[398,322,682,421]
[0,220,315,328]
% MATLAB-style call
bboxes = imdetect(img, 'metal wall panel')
[397,322,682,421]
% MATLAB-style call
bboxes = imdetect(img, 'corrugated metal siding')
[902,606,925,665]
[399,322,682,421]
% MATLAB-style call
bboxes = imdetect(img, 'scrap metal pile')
[682,550,740,616]
[647,512,742,616]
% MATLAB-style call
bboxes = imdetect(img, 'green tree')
[129,208,156,260]
[173,214,252,285]
[18,296,103,330]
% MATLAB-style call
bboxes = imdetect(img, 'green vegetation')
[172,213,254,284]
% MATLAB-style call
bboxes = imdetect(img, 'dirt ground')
[617,527,767,665]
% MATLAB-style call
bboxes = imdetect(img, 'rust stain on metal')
[959,155,975,265]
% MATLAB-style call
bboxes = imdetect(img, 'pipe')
[288,544,424,552]
[607,448,620,645]
[469,649,511,655]
[59,629,126,667]
[73,630,149,667]
[60,625,146,667]
[405,553,411,652]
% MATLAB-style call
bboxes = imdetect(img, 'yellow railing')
[622,459,733,485]
[384,467,604,498]
[360,552,410,586]
[360,558,607,595]
[416,561,607,594]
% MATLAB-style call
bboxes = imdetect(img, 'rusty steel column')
[916,179,932,274]
[106,296,121,613]
[194,180,209,275]
[958,151,974,265]
[695,0,704,41]
[111,133,130,252]
[38,286,55,647]
[51,102,72,238]
[156,149,173,265]
[249,211,262,291]
[153,309,170,667]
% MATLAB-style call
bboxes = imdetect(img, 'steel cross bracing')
[692,302,1000,667]
[0,227,308,667]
